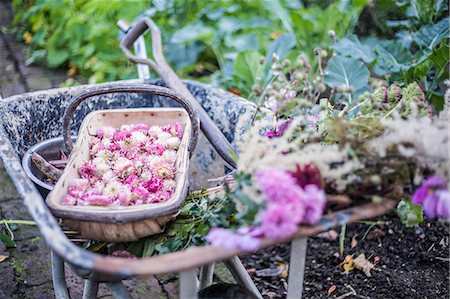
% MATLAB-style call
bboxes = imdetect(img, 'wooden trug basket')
[46,84,199,242]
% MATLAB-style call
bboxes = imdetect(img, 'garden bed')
[241,212,449,298]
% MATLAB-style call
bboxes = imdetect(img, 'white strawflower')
[163,179,177,191]
[148,125,162,137]
[165,137,181,150]
[101,138,112,147]
[102,126,116,139]
[141,170,152,181]
[162,150,178,163]
[120,124,132,131]
[93,156,110,176]
[114,157,133,173]
[104,181,123,197]
[102,170,117,182]
[156,132,172,143]
[131,131,148,145]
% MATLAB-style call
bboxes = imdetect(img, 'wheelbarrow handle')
[62,83,200,158]
[120,17,238,169]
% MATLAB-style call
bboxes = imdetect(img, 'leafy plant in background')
[12,0,367,92]
[334,17,449,110]
[12,0,150,82]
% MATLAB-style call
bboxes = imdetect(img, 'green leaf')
[334,34,376,63]
[233,50,262,86]
[412,17,449,50]
[166,41,205,71]
[265,33,296,66]
[171,23,214,44]
[47,48,69,68]
[234,190,259,225]
[373,40,413,76]
[397,199,423,227]
[225,33,260,51]
[142,238,157,257]
[0,234,16,248]
[324,55,370,96]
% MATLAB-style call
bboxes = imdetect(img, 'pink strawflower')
[206,228,260,251]
[173,122,184,139]
[259,203,300,239]
[97,126,115,139]
[152,190,173,203]
[62,195,77,206]
[67,179,89,198]
[132,185,150,199]
[131,123,150,132]
[143,176,163,192]
[146,143,166,156]
[79,161,96,179]
[301,184,326,224]
[84,194,113,206]
[113,130,131,141]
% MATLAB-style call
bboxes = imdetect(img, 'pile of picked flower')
[62,122,184,207]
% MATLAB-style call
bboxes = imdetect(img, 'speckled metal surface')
[0,79,260,278]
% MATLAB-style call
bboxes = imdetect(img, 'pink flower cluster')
[206,165,327,250]
[256,167,326,239]
[63,123,184,207]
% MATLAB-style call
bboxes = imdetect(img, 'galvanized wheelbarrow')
[0,17,398,299]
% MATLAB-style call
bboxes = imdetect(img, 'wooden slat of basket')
[91,198,398,276]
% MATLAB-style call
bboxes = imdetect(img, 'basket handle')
[62,83,199,158]
[120,17,238,169]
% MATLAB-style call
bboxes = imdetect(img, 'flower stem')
[0,220,36,226]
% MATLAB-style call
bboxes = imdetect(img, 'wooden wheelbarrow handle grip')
[62,83,200,158]
[120,17,238,169]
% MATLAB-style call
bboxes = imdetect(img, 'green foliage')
[12,0,150,82]
[12,0,367,94]
[324,55,370,100]
[334,17,449,109]
[397,199,424,227]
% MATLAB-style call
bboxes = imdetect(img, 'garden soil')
[241,212,449,299]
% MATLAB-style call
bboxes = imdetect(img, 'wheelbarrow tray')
[0,80,397,282]
[46,108,192,242]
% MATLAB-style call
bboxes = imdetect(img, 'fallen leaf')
[367,228,385,240]
[374,256,381,262]
[351,235,358,248]
[0,255,8,263]
[340,255,354,273]
[255,267,283,277]
[318,230,338,240]
[353,253,374,277]
[328,284,337,295]
[276,263,289,279]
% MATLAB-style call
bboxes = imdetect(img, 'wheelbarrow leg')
[199,263,215,290]
[179,268,199,299]
[82,279,99,299]
[105,281,132,299]
[223,256,262,299]
[51,251,70,299]
[287,238,307,299]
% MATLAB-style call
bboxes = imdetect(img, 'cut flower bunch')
[63,122,183,207]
